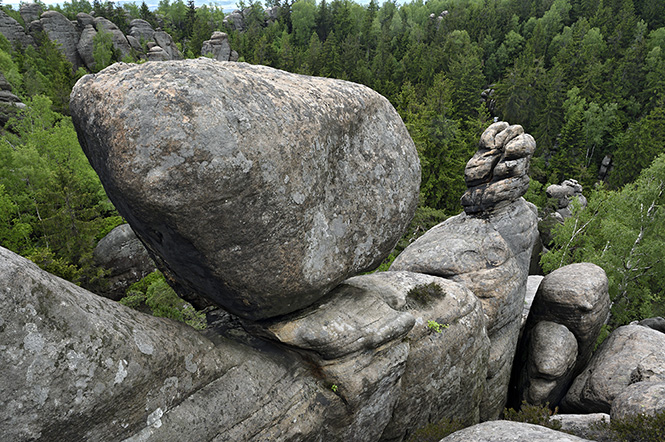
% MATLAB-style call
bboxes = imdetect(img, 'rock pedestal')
[391,122,538,420]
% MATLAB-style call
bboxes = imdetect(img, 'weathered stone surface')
[94,17,132,59]
[76,12,95,28]
[154,30,183,60]
[562,325,665,413]
[0,10,34,48]
[638,316,665,333]
[523,275,543,327]
[201,31,233,61]
[391,197,537,420]
[147,45,169,61]
[2,245,421,442]
[93,224,157,301]
[547,179,587,219]
[440,421,594,442]
[257,285,415,360]
[38,11,83,70]
[550,413,610,440]
[253,270,488,442]
[611,381,665,420]
[349,272,489,441]
[20,2,43,24]
[70,59,420,321]
[0,246,315,440]
[528,263,610,376]
[461,122,535,214]
[126,34,142,52]
[129,18,155,42]
[77,24,97,71]
[518,321,578,405]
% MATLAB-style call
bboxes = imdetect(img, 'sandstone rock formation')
[0,72,25,126]
[440,420,595,442]
[70,59,420,321]
[0,5,188,74]
[336,272,489,441]
[0,245,366,441]
[550,413,610,440]
[518,320,578,405]
[201,31,239,61]
[391,122,538,420]
[93,224,157,301]
[546,179,587,219]
[637,316,665,333]
[515,263,610,407]
[38,11,84,70]
[562,324,665,413]
[611,381,665,420]
[20,2,43,24]
[0,9,34,48]
[461,121,535,214]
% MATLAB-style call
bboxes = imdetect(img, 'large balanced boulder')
[70,59,420,321]
[562,324,665,413]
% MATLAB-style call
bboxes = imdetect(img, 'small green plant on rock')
[503,401,561,430]
[330,384,338,393]
[407,417,466,442]
[406,282,445,310]
[427,320,448,333]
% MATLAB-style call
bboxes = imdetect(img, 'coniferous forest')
[1,0,664,331]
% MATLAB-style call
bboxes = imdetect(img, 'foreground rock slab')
[3,245,438,441]
[70,59,420,321]
[440,420,595,441]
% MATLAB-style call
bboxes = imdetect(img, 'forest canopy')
[1,0,664,328]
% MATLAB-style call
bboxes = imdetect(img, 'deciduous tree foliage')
[543,153,665,327]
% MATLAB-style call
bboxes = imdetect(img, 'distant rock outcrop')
[19,2,43,24]
[0,9,34,47]
[0,4,190,73]
[547,179,586,219]
[391,122,538,420]
[201,31,239,61]
[70,59,420,321]
[37,11,84,70]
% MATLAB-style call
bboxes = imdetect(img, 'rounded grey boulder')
[440,420,595,442]
[70,59,420,320]
[611,381,665,420]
